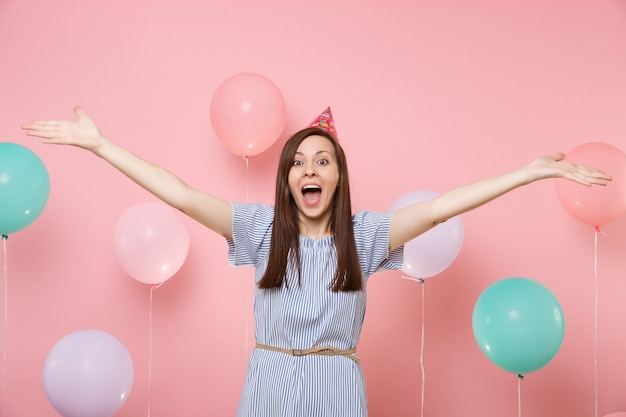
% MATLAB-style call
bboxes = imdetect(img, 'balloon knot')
[518,374,524,380]
[595,226,601,233]
[401,275,425,284]
[1,234,7,240]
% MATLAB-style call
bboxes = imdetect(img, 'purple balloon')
[390,190,464,279]
[43,329,134,417]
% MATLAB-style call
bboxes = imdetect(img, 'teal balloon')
[0,142,50,235]
[472,277,565,375]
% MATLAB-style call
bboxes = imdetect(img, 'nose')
[304,165,316,177]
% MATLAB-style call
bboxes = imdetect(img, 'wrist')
[92,134,112,157]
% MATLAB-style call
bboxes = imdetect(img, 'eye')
[317,159,329,166]
[292,160,303,166]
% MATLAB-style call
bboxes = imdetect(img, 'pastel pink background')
[1,0,626,416]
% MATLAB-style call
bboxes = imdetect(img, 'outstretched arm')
[22,107,233,239]
[388,153,611,250]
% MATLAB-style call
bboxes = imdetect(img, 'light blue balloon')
[472,277,565,375]
[0,142,50,235]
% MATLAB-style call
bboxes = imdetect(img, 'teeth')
[303,185,321,191]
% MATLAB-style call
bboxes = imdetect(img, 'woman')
[22,107,610,416]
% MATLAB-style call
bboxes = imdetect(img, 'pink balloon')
[210,72,286,157]
[390,190,464,279]
[114,201,190,285]
[555,142,626,227]
[43,329,133,417]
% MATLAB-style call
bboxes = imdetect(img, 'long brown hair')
[258,127,363,292]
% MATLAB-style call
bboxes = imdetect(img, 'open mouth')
[302,184,322,205]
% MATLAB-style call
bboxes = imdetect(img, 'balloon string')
[517,374,524,417]
[243,155,251,366]
[419,279,425,417]
[243,156,249,204]
[2,234,8,417]
[401,275,425,417]
[147,284,157,417]
[593,227,600,417]
[146,282,163,416]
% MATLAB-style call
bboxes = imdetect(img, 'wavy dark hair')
[258,127,363,292]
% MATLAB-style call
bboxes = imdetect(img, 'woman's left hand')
[526,153,612,186]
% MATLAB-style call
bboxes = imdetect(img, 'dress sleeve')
[227,203,274,268]
[353,210,404,278]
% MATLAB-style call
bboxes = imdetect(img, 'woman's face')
[288,134,340,232]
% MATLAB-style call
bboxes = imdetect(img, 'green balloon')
[472,277,565,375]
[0,142,50,235]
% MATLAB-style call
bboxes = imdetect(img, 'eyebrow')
[294,150,332,156]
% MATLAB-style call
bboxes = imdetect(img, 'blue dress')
[227,203,403,417]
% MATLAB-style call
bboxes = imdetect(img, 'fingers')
[552,152,612,183]
[74,106,85,118]
[541,153,612,187]
[21,120,66,142]
[21,107,99,148]
[572,162,611,181]
[23,128,58,141]
[21,120,61,133]
[569,165,611,186]
[22,120,61,129]
[21,106,85,131]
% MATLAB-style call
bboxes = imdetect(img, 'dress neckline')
[298,234,335,247]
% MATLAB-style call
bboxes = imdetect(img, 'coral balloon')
[210,72,286,157]
[555,142,626,227]
[389,190,464,278]
[43,329,134,417]
[114,201,190,285]
[472,277,565,375]
[0,142,50,235]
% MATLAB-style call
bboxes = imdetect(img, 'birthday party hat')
[308,107,337,139]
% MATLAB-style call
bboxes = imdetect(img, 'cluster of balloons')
[0,142,50,235]
[472,277,565,375]
[210,72,287,158]
[5,75,622,413]
[555,142,626,228]
[0,74,265,417]
[42,200,188,417]
[389,146,626,375]
[43,329,134,417]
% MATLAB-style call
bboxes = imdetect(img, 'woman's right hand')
[22,106,103,153]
